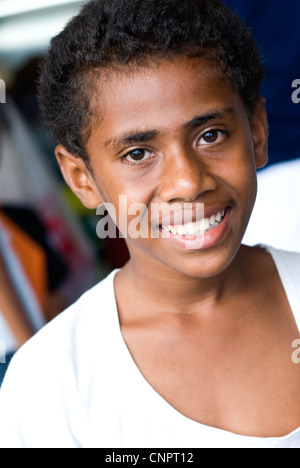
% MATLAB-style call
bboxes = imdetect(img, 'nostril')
[159,171,217,204]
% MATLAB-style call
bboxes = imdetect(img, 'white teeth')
[164,209,227,237]
[215,212,222,223]
[186,222,199,235]
[176,225,186,236]
[199,218,210,231]
[209,215,216,226]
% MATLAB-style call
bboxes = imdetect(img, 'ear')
[251,96,269,169]
[55,145,103,209]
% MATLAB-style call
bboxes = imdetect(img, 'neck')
[116,246,247,321]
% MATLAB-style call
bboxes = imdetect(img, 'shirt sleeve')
[0,329,84,448]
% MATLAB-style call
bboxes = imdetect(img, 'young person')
[0,0,299,448]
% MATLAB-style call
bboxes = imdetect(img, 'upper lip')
[155,205,230,227]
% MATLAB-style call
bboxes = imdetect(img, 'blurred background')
[0,0,299,379]
[0,0,130,381]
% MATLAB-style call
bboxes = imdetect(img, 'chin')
[132,236,241,281]
[170,248,239,279]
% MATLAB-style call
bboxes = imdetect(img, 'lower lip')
[160,208,231,251]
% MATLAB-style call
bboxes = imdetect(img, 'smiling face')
[56,56,268,279]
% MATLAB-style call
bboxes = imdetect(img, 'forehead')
[88,56,245,146]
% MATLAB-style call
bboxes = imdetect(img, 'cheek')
[226,156,258,230]
[231,160,257,196]
[97,164,158,212]
[220,136,257,197]
[94,176,154,236]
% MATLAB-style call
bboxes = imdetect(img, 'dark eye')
[129,149,148,161]
[197,130,225,146]
[122,149,154,165]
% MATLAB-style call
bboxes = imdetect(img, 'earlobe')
[55,145,103,209]
[251,97,269,170]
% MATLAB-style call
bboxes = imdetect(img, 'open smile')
[159,207,231,250]
[160,208,228,237]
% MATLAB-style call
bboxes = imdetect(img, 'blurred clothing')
[0,98,96,306]
[1,207,68,295]
[224,0,300,166]
[0,99,94,381]
[0,205,70,385]
[244,159,300,252]
[0,213,43,357]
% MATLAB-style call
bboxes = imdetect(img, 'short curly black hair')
[39,0,265,168]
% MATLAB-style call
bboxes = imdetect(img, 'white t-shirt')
[0,246,300,449]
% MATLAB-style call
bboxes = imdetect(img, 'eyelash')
[120,129,228,167]
[121,149,156,167]
[197,129,228,146]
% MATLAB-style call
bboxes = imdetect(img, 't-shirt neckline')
[107,246,300,444]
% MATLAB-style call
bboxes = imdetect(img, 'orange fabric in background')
[0,212,47,313]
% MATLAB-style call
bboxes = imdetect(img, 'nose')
[158,147,217,203]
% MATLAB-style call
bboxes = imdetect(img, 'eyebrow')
[184,107,234,129]
[104,130,158,149]
[104,107,235,149]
